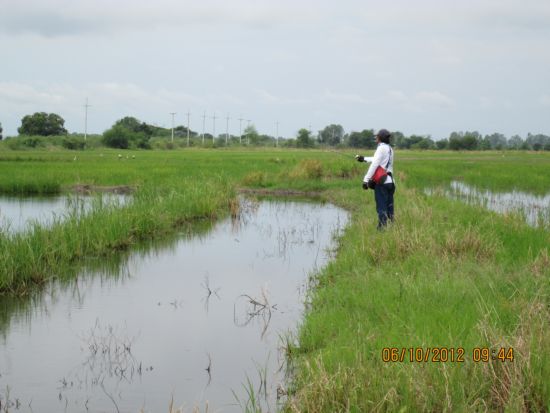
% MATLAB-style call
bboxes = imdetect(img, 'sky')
[1,0,549,139]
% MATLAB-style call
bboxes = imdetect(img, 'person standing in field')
[355,129,395,229]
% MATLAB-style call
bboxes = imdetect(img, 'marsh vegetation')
[0,148,548,412]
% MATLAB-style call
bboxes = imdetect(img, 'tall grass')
[0,178,233,293]
[285,185,550,412]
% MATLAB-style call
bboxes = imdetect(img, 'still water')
[0,194,128,234]
[0,198,349,412]
[427,181,550,227]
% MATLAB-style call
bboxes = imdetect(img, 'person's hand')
[355,154,364,162]
[362,181,369,190]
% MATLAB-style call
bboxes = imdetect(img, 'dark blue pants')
[374,183,395,229]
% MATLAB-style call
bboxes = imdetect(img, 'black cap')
[375,129,391,143]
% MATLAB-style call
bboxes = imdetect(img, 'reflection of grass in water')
[439,181,550,228]
[0,179,231,294]
[0,217,216,338]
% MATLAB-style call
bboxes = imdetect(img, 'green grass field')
[0,148,549,411]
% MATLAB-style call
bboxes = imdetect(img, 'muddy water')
[428,181,550,227]
[0,194,128,234]
[0,198,349,412]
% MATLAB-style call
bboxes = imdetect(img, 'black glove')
[362,181,369,190]
[355,155,364,162]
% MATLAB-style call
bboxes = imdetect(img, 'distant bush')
[4,136,48,149]
[103,117,153,149]
[102,124,151,149]
[62,136,87,150]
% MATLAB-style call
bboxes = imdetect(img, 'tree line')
[2,112,550,151]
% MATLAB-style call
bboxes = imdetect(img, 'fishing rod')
[326,149,373,163]
[326,149,356,160]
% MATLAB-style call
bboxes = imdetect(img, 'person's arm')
[355,155,374,163]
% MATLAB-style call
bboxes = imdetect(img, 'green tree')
[435,139,448,149]
[102,116,152,149]
[411,137,435,150]
[0,121,3,140]
[318,124,344,146]
[18,112,68,136]
[102,124,132,149]
[387,131,404,148]
[485,133,507,150]
[507,135,523,149]
[296,128,314,148]
[347,129,375,148]
[448,131,481,150]
[243,124,260,145]
[114,116,154,137]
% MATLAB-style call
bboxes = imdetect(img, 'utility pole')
[225,113,230,145]
[238,116,244,145]
[84,97,91,141]
[275,120,279,147]
[246,119,251,145]
[202,110,206,145]
[186,110,191,147]
[211,112,217,144]
[170,112,176,142]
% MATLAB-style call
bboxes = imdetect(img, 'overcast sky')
[1,0,549,139]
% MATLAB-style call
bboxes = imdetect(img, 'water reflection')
[427,181,550,228]
[0,197,348,413]
[0,194,129,234]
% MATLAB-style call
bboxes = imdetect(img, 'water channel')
[427,181,550,228]
[0,194,128,234]
[0,197,349,412]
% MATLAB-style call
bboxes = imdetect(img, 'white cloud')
[357,0,550,33]
[0,0,321,37]
[386,90,408,104]
[321,90,370,104]
[255,89,310,105]
[415,91,455,108]
[384,89,454,111]
[0,82,67,107]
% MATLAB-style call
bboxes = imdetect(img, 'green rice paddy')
[0,148,548,411]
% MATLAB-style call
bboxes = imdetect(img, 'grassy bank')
[0,148,549,410]
[280,151,550,412]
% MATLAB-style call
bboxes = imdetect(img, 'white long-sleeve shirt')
[364,142,394,183]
